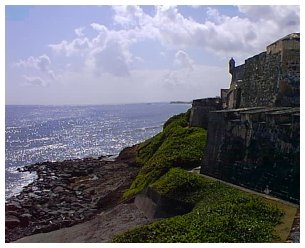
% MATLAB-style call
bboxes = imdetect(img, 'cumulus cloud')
[236,6,300,47]
[74,27,85,37]
[15,54,57,81]
[22,75,47,87]
[10,5,300,105]
[91,23,108,32]
[87,40,130,77]
[49,37,91,56]
[47,5,299,79]
[87,22,145,76]
[110,5,299,58]
[43,6,302,60]
[112,5,145,27]
[238,5,299,25]
[174,50,194,70]
[16,54,51,70]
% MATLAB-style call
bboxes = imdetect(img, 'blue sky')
[5,5,300,105]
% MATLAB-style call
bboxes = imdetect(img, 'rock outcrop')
[5,145,140,242]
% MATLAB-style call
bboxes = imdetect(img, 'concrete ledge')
[135,187,193,219]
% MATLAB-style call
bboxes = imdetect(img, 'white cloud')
[16,54,51,71]
[36,55,51,71]
[91,23,108,32]
[74,27,85,37]
[87,22,148,76]
[151,5,298,60]
[15,54,57,81]
[31,6,302,64]
[112,5,145,27]
[47,70,56,80]
[238,5,299,25]
[10,5,300,105]
[87,39,130,77]
[49,37,91,56]
[237,5,300,45]
[22,75,47,87]
[174,50,194,71]
[47,5,299,82]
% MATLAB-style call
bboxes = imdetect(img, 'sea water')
[5,103,190,199]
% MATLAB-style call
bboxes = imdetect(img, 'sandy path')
[15,203,151,243]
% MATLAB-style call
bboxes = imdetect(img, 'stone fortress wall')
[225,32,300,109]
[189,33,300,203]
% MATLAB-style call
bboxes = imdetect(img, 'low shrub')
[114,169,284,243]
[123,110,207,199]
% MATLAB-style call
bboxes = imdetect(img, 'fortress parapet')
[189,33,300,203]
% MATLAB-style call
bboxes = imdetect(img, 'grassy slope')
[115,168,296,243]
[123,110,207,199]
[116,110,296,242]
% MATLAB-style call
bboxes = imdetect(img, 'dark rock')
[58,173,72,178]
[19,214,32,227]
[6,202,22,211]
[5,149,140,242]
[116,145,139,166]
[53,186,65,193]
[6,215,21,229]
[6,211,19,217]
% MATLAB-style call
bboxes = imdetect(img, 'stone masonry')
[189,97,222,129]
[225,33,300,109]
[202,107,299,202]
[190,33,300,203]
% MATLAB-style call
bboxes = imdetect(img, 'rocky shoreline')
[5,145,140,243]
[5,143,300,243]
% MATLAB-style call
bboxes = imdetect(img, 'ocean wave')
[26,143,67,153]
[27,137,51,142]
[122,125,162,134]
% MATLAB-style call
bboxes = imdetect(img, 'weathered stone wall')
[189,97,222,129]
[135,187,193,219]
[229,34,300,109]
[276,49,300,107]
[232,64,245,82]
[238,52,282,107]
[201,107,300,203]
[190,34,300,203]
[267,34,300,54]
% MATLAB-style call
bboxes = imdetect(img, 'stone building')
[223,33,300,109]
[189,33,300,203]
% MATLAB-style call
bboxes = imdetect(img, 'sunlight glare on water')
[5,103,190,199]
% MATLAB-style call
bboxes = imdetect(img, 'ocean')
[5,103,190,199]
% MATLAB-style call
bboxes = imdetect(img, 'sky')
[5,4,300,105]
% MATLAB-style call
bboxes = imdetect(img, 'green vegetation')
[151,167,212,204]
[116,110,293,243]
[114,168,285,243]
[123,110,207,199]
